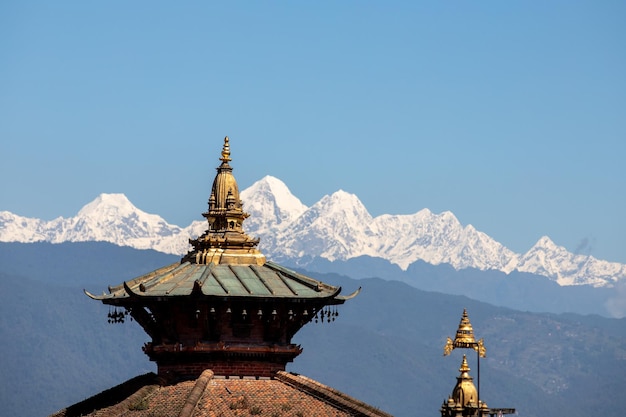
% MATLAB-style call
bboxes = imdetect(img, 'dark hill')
[0,241,179,288]
[291,273,626,417]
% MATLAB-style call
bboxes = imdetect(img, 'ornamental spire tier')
[444,308,486,357]
[85,136,359,381]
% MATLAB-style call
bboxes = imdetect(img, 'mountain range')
[2,175,625,288]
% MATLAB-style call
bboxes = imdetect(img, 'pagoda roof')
[85,260,359,303]
[49,370,393,417]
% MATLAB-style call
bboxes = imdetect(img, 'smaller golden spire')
[449,354,480,409]
[220,136,232,163]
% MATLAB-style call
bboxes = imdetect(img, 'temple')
[85,136,359,380]
[52,137,390,417]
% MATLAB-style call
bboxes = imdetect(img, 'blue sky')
[1,1,625,263]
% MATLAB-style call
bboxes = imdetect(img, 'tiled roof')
[86,261,358,303]
[50,370,393,417]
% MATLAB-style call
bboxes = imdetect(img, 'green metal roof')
[86,261,358,303]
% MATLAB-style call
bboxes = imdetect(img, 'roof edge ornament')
[336,286,361,301]
[83,289,100,300]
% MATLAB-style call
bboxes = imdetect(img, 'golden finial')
[459,354,470,372]
[220,136,231,163]
[443,309,487,358]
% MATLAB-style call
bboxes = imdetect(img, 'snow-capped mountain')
[2,176,625,287]
[1,194,193,256]
[240,175,308,236]
[272,190,377,262]
[513,236,626,286]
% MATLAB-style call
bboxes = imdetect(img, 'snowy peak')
[69,193,178,239]
[267,189,375,262]
[309,190,372,223]
[288,190,373,239]
[514,235,626,286]
[240,176,307,235]
[530,235,559,251]
[77,193,137,217]
[0,211,48,243]
[245,176,307,215]
[369,209,516,271]
[0,193,191,255]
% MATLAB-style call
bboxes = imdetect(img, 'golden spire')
[182,137,264,266]
[220,136,232,163]
[444,309,486,357]
[450,354,481,408]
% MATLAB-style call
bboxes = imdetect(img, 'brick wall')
[158,359,286,379]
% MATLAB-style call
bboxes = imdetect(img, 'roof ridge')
[264,261,322,292]
[114,262,180,293]
[275,371,393,417]
[178,369,214,417]
[49,372,160,417]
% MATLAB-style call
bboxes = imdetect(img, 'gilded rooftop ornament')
[444,309,486,357]
[220,136,232,162]
[450,354,481,409]
[183,136,263,265]
[459,354,471,373]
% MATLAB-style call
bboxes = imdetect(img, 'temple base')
[144,342,303,380]
[157,359,288,380]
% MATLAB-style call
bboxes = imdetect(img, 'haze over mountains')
[1,176,625,288]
